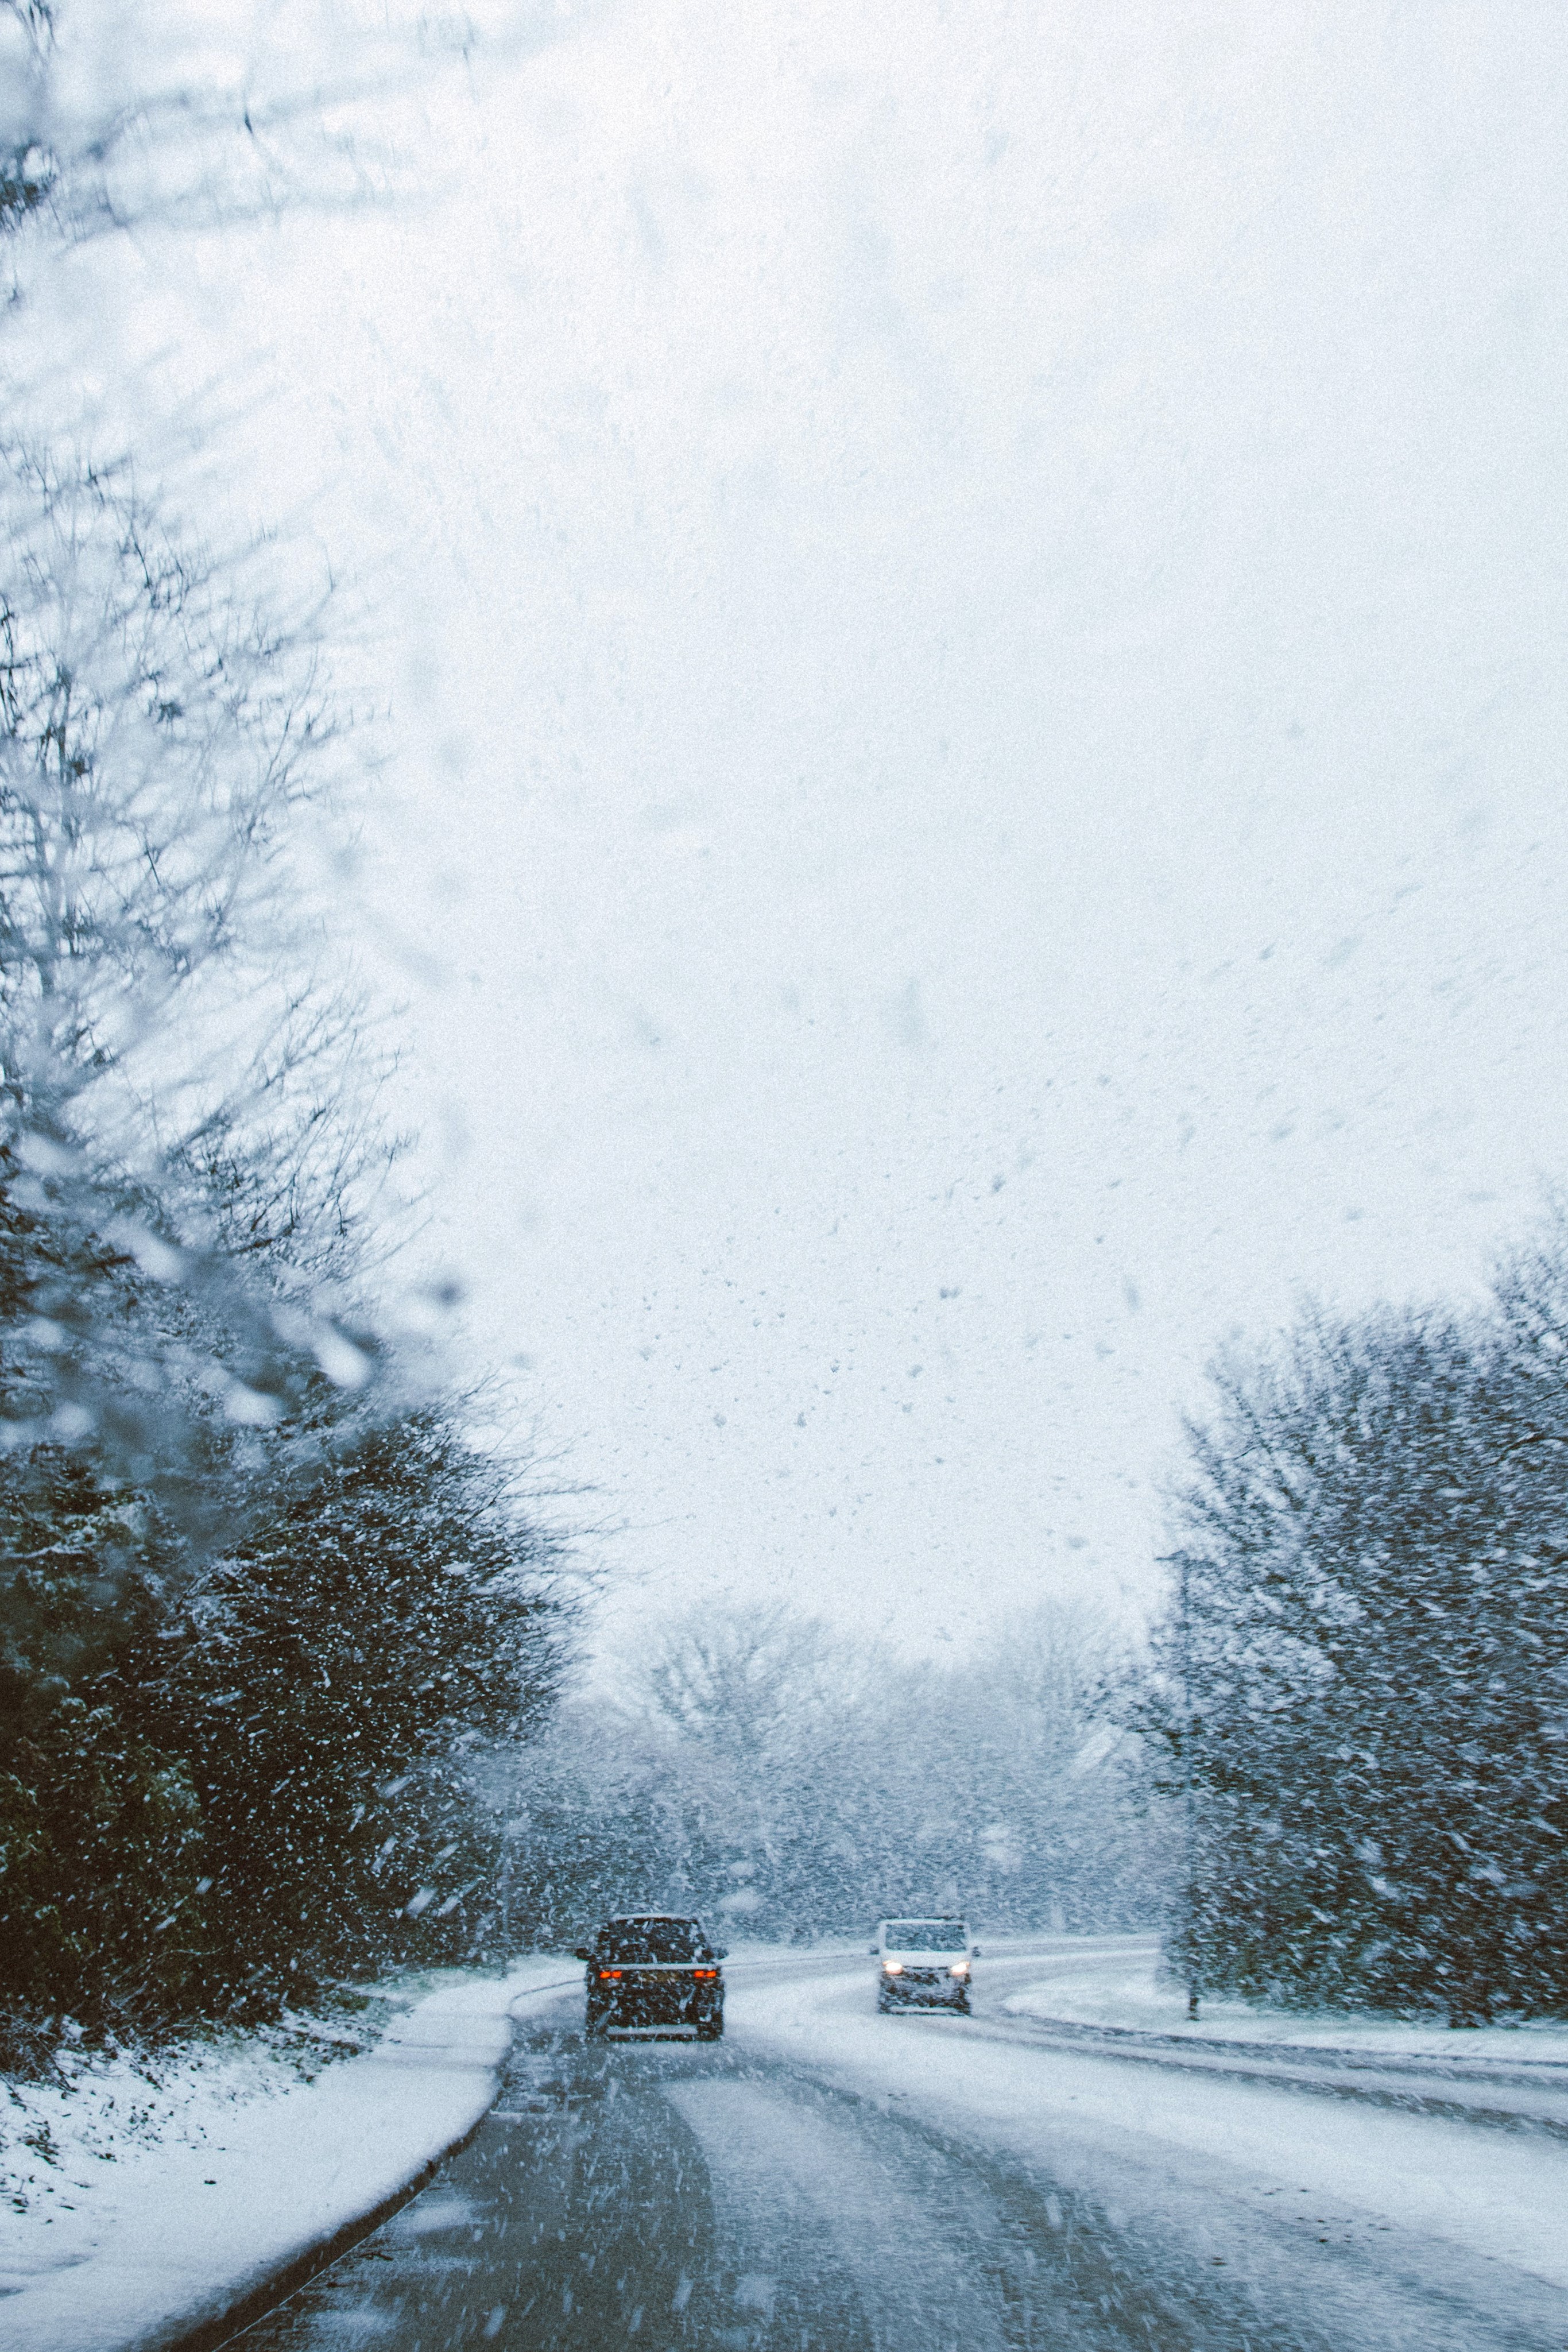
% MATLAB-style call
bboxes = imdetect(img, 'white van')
[872,1916,977,2013]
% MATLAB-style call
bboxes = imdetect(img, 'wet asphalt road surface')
[229,1978,1568,2352]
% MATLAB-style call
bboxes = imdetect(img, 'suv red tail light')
[692,1968,718,1979]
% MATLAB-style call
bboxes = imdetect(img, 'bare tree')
[0,447,391,1471]
[635,1602,857,1763]
[1,0,609,252]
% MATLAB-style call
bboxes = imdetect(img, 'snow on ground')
[725,1951,1568,2296]
[994,1936,1568,2062]
[3,2020,357,2229]
[0,1957,574,2352]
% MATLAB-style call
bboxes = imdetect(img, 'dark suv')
[573,1914,727,2040]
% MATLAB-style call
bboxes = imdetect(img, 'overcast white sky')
[51,0,1568,1653]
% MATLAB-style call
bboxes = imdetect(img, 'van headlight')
[950,1961,969,1978]
[882,1959,903,1974]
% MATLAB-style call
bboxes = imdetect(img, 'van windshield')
[885,1920,967,1951]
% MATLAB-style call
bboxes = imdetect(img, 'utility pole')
[501,1813,529,1957]
[1180,1549,1200,2023]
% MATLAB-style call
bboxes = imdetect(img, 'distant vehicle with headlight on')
[872,1916,976,2013]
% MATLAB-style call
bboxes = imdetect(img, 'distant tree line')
[498,1601,1171,1945]
[1145,1233,1568,2024]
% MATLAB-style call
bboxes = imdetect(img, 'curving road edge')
[162,1969,583,2352]
[1,1964,578,2352]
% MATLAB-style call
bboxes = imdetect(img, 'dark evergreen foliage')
[1150,1275,1568,2021]
[0,1450,207,2041]
[0,1411,567,2051]
[135,1412,566,2014]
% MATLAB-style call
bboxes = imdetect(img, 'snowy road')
[227,1945,1568,2351]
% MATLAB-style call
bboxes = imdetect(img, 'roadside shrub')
[133,1409,568,2015]
[1151,1284,1568,2022]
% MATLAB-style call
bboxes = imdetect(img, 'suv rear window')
[884,1919,968,1951]
[597,1919,708,1963]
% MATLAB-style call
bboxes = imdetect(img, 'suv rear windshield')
[884,1920,968,1951]
[597,1919,708,1963]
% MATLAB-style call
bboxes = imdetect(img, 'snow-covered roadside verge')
[0,1958,576,2352]
[997,1937,1568,2063]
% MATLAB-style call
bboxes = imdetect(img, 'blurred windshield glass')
[597,1920,708,1963]
[885,1921,968,1952]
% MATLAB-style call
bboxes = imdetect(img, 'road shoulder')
[0,1961,573,2352]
